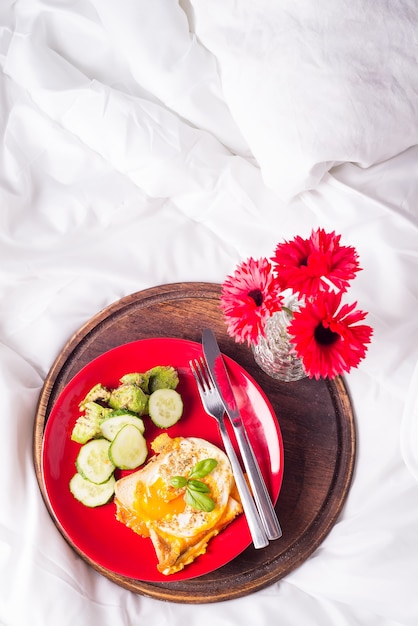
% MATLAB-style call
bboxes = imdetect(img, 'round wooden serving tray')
[33,282,356,604]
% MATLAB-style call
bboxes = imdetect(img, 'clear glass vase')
[252,293,307,382]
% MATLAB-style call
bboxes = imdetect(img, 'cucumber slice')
[75,438,115,484]
[148,388,183,428]
[108,424,148,470]
[69,472,115,507]
[100,413,145,441]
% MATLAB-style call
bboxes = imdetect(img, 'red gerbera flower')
[288,290,373,379]
[271,228,361,297]
[220,257,283,345]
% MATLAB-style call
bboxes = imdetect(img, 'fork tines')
[189,357,210,391]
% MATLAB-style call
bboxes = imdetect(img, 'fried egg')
[114,433,242,575]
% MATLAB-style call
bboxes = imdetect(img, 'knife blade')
[202,328,282,540]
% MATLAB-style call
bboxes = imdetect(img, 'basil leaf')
[185,488,216,512]
[187,479,210,493]
[170,476,188,489]
[188,458,218,479]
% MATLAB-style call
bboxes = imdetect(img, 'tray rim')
[33,281,356,604]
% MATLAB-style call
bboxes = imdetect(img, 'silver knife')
[202,328,282,540]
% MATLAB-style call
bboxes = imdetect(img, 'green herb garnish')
[170,458,218,512]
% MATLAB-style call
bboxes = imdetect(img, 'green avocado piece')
[108,384,149,415]
[146,366,179,393]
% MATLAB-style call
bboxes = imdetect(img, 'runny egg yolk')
[133,476,186,521]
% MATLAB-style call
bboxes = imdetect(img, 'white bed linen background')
[1,2,418,625]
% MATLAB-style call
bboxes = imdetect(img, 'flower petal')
[272,228,361,297]
[288,290,373,379]
[220,257,283,345]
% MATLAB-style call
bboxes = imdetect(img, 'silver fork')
[189,357,269,549]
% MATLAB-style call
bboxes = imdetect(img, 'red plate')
[41,338,284,582]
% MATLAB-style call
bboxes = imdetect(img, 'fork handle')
[218,418,269,549]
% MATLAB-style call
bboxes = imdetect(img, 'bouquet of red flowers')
[220,228,373,380]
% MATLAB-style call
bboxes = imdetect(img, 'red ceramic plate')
[42,338,283,582]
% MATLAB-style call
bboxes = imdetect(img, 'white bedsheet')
[1,2,418,625]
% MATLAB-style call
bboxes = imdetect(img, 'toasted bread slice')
[114,434,242,575]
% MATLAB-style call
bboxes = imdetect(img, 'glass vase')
[252,293,306,382]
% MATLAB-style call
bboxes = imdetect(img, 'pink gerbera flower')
[220,257,283,345]
[271,228,361,297]
[288,290,373,379]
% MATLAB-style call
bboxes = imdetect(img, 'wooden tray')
[33,282,356,604]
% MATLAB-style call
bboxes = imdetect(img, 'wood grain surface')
[33,282,356,603]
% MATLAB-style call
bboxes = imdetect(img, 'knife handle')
[218,417,269,549]
[233,425,282,540]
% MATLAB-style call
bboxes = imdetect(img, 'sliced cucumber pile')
[68,364,184,507]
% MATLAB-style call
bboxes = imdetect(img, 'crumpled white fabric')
[400,360,418,483]
[191,0,418,201]
[1,2,418,625]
